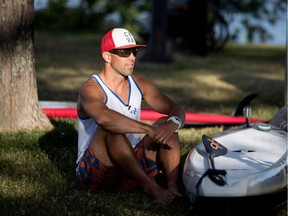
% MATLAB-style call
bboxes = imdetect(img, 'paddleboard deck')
[183,122,287,202]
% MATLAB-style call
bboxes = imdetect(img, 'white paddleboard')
[183,122,287,203]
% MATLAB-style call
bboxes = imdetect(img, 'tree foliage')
[35,0,149,33]
[222,0,286,43]
[34,0,285,44]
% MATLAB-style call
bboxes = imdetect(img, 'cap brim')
[112,44,147,50]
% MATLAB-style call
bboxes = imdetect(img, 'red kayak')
[40,101,265,126]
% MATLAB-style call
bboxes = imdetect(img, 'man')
[76,28,185,205]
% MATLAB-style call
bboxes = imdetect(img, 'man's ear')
[102,52,111,63]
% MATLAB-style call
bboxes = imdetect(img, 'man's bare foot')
[144,182,176,205]
[167,181,183,197]
[168,187,182,197]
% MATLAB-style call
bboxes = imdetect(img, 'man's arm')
[136,76,185,124]
[135,76,186,144]
[78,78,153,135]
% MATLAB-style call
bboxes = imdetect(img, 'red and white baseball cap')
[100,28,147,53]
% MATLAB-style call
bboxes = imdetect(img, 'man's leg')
[158,132,182,196]
[143,117,182,197]
[90,129,176,204]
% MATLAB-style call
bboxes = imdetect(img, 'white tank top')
[76,74,143,172]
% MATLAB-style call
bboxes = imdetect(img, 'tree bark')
[0,0,53,132]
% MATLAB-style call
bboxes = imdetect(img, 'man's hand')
[148,120,179,148]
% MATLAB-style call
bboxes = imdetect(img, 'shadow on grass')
[38,119,78,182]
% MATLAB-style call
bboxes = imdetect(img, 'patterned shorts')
[78,140,158,191]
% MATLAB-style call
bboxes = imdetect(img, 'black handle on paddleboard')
[202,134,227,186]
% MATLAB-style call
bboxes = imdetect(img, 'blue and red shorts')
[78,140,158,191]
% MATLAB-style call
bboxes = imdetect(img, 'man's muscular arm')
[78,78,153,135]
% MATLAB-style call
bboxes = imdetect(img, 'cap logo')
[123,31,135,44]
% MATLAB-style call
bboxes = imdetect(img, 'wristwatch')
[167,116,182,133]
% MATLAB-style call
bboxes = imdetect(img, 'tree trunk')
[142,0,172,62]
[0,0,53,132]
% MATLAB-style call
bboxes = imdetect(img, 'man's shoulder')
[79,76,102,94]
[131,75,146,83]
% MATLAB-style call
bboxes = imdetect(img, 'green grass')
[0,32,286,215]
[0,121,286,216]
[0,120,214,216]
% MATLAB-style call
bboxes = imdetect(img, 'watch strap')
[167,116,182,132]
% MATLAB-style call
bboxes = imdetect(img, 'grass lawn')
[0,32,286,215]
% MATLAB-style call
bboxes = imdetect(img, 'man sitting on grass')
[76,28,185,205]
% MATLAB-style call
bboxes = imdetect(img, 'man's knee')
[95,128,127,145]
[105,133,135,157]
[106,133,128,145]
